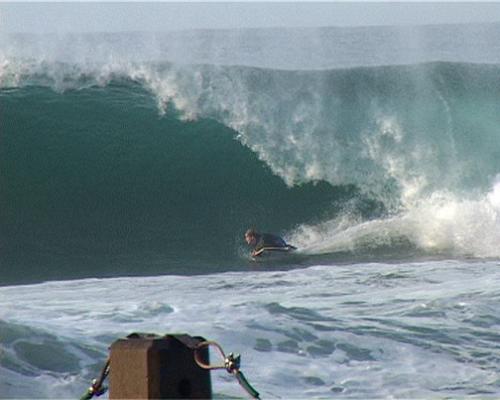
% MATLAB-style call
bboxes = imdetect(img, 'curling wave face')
[2,28,500,284]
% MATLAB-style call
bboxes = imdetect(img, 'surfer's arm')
[251,248,265,257]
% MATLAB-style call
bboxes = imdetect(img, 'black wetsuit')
[254,233,289,253]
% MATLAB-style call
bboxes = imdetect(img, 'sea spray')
[290,175,500,258]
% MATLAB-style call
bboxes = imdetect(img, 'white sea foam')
[1,262,499,398]
[289,176,500,258]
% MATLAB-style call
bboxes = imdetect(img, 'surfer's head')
[245,229,259,246]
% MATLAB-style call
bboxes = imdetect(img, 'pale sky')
[2,2,500,33]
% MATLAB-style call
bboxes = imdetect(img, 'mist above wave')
[2,23,500,70]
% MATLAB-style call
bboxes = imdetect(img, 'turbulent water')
[1,24,500,398]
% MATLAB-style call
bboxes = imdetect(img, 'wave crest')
[2,58,500,263]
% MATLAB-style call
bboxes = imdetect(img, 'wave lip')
[5,59,499,191]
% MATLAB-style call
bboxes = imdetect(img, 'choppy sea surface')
[1,262,500,398]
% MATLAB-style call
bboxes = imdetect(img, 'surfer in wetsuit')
[244,228,296,257]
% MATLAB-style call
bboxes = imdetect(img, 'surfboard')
[252,245,297,257]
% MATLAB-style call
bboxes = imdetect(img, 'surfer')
[244,228,296,257]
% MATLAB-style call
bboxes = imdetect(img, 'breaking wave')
[2,32,500,283]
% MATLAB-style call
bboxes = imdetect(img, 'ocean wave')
[2,59,499,192]
[2,59,500,282]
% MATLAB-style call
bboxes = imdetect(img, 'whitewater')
[1,23,500,398]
